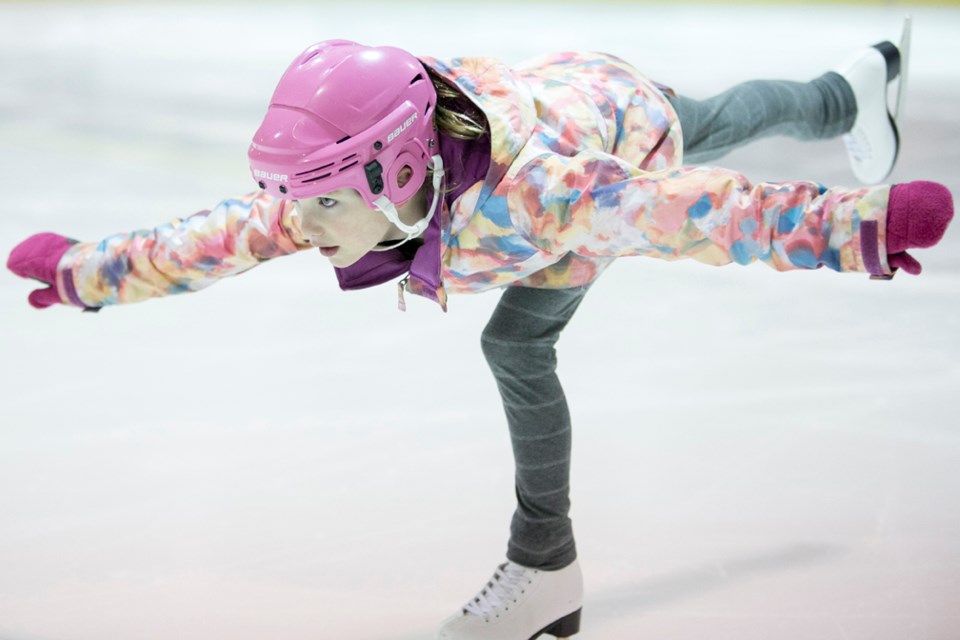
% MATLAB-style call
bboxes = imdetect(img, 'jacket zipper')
[396,276,409,312]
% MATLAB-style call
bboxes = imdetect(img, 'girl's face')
[294,167,428,268]
[294,189,396,268]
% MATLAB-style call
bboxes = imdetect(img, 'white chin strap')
[370,154,445,251]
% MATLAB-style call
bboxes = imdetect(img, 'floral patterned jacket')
[54,51,892,311]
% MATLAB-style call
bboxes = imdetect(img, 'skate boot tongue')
[462,562,531,617]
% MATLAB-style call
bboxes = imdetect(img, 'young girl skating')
[8,20,953,640]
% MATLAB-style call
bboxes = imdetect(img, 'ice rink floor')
[1,3,959,639]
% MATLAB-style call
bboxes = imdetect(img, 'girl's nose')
[300,221,324,244]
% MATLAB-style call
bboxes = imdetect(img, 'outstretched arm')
[9,190,309,309]
[505,149,894,277]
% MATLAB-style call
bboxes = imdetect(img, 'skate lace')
[462,562,534,618]
[843,127,872,161]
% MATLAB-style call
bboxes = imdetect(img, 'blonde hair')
[423,68,488,196]
[428,68,487,141]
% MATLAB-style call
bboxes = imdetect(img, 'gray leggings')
[482,72,856,571]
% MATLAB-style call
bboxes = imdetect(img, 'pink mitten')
[6,232,78,309]
[886,181,954,275]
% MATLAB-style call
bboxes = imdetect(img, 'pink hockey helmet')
[248,40,439,209]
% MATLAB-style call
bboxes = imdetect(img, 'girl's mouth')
[319,246,339,257]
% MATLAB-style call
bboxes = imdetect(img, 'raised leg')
[667,72,857,165]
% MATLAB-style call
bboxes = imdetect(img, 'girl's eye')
[318,197,337,209]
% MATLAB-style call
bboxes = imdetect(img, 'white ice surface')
[1,3,959,640]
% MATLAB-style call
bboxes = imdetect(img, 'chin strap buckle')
[397,276,409,312]
[371,154,446,252]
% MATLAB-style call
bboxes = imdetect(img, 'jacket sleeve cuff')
[861,218,897,280]
[55,243,99,309]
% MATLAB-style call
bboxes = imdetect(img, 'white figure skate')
[436,560,583,640]
[836,16,912,184]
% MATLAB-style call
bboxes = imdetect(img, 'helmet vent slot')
[410,73,424,85]
[338,160,359,172]
[342,153,357,162]
[302,173,332,183]
[296,162,334,177]
[336,135,351,144]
